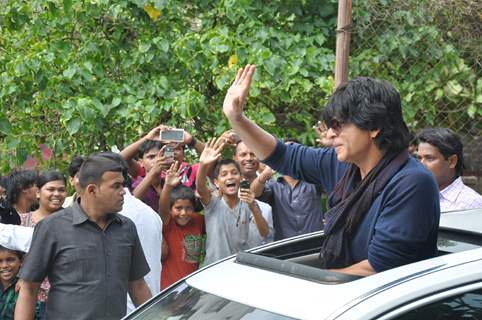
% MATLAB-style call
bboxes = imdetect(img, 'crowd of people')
[1,65,482,319]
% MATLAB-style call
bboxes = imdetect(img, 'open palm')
[199,138,224,165]
[223,64,256,121]
[165,161,182,187]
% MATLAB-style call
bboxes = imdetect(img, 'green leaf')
[159,39,169,52]
[63,67,76,79]
[0,117,12,134]
[66,117,81,135]
[63,0,72,13]
[111,97,121,107]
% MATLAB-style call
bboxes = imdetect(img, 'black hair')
[234,140,245,155]
[138,140,163,158]
[0,175,20,225]
[37,170,66,190]
[169,185,196,208]
[68,156,85,178]
[408,131,418,146]
[91,151,131,189]
[6,170,38,205]
[0,245,24,259]
[78,156,124,189]
[0,175,10,194]
[322,77,410,153]
[418,128,464,176]
[213,159,241,178]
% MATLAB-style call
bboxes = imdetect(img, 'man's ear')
[370,129,381,139]
[447,154,458,169]
[85,184,97,196]
[213,178,219,189]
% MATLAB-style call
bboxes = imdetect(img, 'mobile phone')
[164,146,174,158]
[239,180,250,190]
[160,129,184,142]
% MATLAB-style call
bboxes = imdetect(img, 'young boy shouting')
[0,246,40,320]
[196,138,269,266]
[159,162,205,289]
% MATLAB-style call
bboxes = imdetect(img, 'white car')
[124,208,482,319]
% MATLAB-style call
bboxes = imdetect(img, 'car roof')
[439,208,482,235]
[186,208,482,319]
[186,248,482,319]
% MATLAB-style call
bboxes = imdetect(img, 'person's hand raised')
[220,129,240,146]
[314,121,333,147]
[145,124,169,140]
[223,64,256,122]
[165,161,182,187]
[199,137,224,165]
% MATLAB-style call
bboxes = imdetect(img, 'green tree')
[0,0,338,172]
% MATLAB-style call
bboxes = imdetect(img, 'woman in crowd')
[20,170,67,319]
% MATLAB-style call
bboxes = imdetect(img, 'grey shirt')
[258,177,324,241]
[18,201,150,320]
[202,194,266,266]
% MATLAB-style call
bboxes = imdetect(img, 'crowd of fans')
[1,67,482,320]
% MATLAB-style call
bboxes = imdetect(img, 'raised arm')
[222,65,277,160]
[158,161,182,225]
[239,189,269,238]
[133,149,172,199]
[196,138,224,206]
[120,125,167,176]
[251,165,273,198]
[183,130,205,155]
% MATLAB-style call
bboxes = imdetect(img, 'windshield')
[125,282,295,320]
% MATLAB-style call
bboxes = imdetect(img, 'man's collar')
[440,177,463,202]
[71,198,122,226]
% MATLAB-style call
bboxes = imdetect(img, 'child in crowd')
[132,140,172,212]
[196,138,270,266]
[159,162,205,289]
[0,246,40,320]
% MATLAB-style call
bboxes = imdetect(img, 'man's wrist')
[258,175,269,184]
[187,137,197,148]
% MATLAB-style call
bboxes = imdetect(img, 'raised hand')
[260,165,273,181]
[239,188,255,205]
[199,137,225,165]
[165,161,182,187]
[220,129,240,146]
[149,148,174,175]
[145,124,169,140]
[314,121,333,147]
[223,64,256,121]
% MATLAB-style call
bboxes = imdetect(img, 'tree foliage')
[351,0,481,134]
[0,0,338,172]
[1,0,480,173]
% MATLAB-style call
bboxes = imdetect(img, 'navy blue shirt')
[258,177,324,241]
[264,141,440,272]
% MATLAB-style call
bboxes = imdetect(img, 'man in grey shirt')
[15,156,152,320]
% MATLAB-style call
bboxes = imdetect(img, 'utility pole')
[334,0,352,88]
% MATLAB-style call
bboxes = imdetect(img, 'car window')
[125,282,295,320]
[438,229,482,254]
[393,289,482,319]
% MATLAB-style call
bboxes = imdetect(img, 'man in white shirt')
[418,128,482,212]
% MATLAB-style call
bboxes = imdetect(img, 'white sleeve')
[0,223,34,252]
[256,200,274,241]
